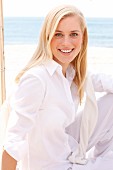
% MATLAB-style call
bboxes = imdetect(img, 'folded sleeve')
[4,73,45,161]
[90,72,113,93]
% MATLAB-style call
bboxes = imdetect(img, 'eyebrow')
[55,30,81,32]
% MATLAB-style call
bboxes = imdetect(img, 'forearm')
[2,150,17,170]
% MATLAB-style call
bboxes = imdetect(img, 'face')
[51,15,83,71]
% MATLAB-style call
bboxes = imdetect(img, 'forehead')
[56,15,81,31]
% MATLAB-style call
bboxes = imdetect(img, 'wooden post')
[0,0,6,106]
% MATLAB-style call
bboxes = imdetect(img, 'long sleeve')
[4,73,45,161]
[90,72,113,93]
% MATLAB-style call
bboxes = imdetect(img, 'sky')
[3,0,113,18]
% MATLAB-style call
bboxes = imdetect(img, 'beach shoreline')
[4,44,113,96]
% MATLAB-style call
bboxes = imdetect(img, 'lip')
[58,48,74,54]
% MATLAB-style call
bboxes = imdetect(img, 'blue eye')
[70,33,78,37]
[54,33,63,37]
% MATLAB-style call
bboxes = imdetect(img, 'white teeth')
[60,49,72,53]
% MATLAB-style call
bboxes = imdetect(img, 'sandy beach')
[4,44,113,96]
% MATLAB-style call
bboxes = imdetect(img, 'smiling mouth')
[59,49,74,53]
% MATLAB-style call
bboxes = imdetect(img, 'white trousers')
[66,93,113,170]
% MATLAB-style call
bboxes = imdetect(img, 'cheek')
[74,38,83,48]
[78,36,83,44]
[50,41,58,56]
[51,39,57,50]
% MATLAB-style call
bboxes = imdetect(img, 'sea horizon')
[4,17,113,48]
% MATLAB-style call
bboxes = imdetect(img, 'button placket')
[57,68,75,115]
[63,76,74,105]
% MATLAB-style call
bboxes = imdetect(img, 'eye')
[70,33,78,37]
[54,33,63,37]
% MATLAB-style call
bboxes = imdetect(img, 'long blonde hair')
[15,5,88,101]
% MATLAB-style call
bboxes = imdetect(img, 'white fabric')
[66,93,113,170]
[1,60,79,170]
[0,59,113,170]
[68,74,98,164]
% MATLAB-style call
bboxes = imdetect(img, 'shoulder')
[25,65,47,78]
[18,65,48,91]
[21,65,48,82]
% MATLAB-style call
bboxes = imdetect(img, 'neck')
[62,66,67,77]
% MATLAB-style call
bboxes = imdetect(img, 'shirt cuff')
[4,139,28,161]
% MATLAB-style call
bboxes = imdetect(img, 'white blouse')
[3,59,113,170]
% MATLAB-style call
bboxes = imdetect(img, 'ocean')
[4,17,113,48]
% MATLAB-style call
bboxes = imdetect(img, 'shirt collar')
[43,59,62,76]
[43,59,75,82]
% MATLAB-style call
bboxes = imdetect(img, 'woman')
[1,4,113,170]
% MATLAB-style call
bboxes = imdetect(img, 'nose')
[62,36,71,45]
